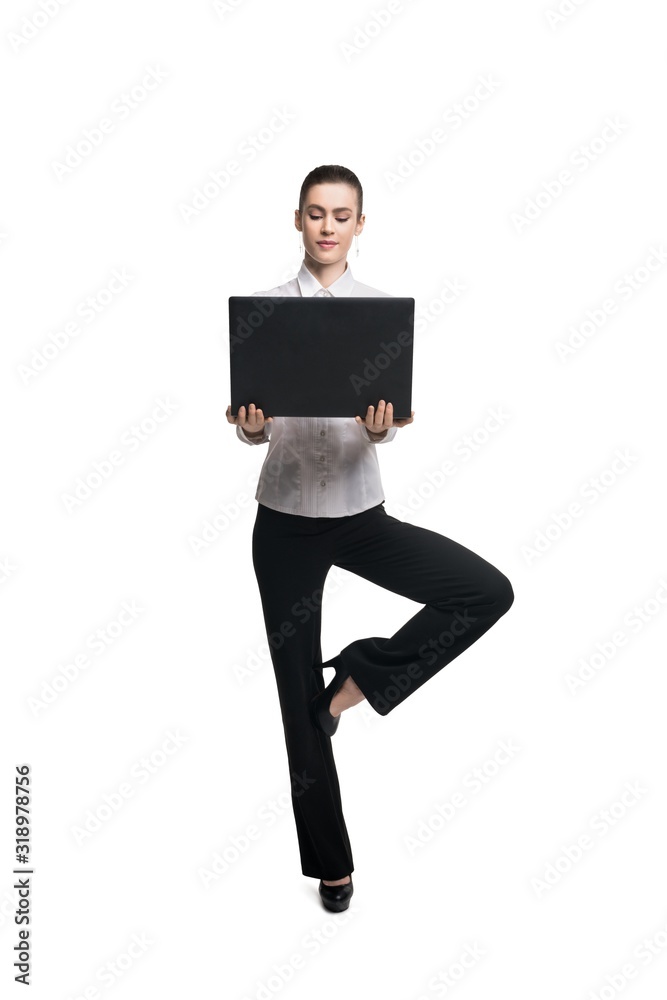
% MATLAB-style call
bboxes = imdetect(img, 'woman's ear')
[294,209,302,232]
[355,213,365,236]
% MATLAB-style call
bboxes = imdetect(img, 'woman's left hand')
[355,400,415,433]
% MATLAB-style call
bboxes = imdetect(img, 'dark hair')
[298,164,363,219]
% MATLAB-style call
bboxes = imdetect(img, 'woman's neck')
[303,256,348,289]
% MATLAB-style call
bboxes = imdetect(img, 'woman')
[226,164,514,912]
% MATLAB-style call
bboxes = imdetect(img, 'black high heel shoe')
[319,875,354,912]
[309,657,350,737]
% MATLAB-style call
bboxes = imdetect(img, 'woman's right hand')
[226,403,272,436]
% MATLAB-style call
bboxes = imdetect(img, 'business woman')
[226,164,514,912]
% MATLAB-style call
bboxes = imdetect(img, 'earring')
[355,234,359,257]
[298,235,303,253]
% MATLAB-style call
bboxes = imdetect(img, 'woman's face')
[295,182,364,267]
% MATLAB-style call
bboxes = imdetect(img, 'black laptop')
[229,296,414,419]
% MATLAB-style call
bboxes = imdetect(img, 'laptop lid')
[229,296,414,419]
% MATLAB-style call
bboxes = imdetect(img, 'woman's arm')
[359,424,396,443]
[237,424,270,444]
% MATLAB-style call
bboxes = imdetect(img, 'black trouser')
[251,500,514,880]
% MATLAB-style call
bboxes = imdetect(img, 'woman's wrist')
[244,423,386,439]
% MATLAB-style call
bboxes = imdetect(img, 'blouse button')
[320,430,325,436]
[320,481,325,487]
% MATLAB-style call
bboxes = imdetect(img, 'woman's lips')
[317,241,337,247]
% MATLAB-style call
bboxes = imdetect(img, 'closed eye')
[309,215,350,222]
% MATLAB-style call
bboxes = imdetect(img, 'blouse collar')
[297,259,355,297]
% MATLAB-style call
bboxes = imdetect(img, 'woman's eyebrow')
[306,203,353,212]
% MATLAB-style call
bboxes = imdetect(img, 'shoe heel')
[310,658,350,737]
[319,876,354,911]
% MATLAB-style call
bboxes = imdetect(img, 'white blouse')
[236,259,399,517]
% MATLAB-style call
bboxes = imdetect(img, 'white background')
[2,1,666,998]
